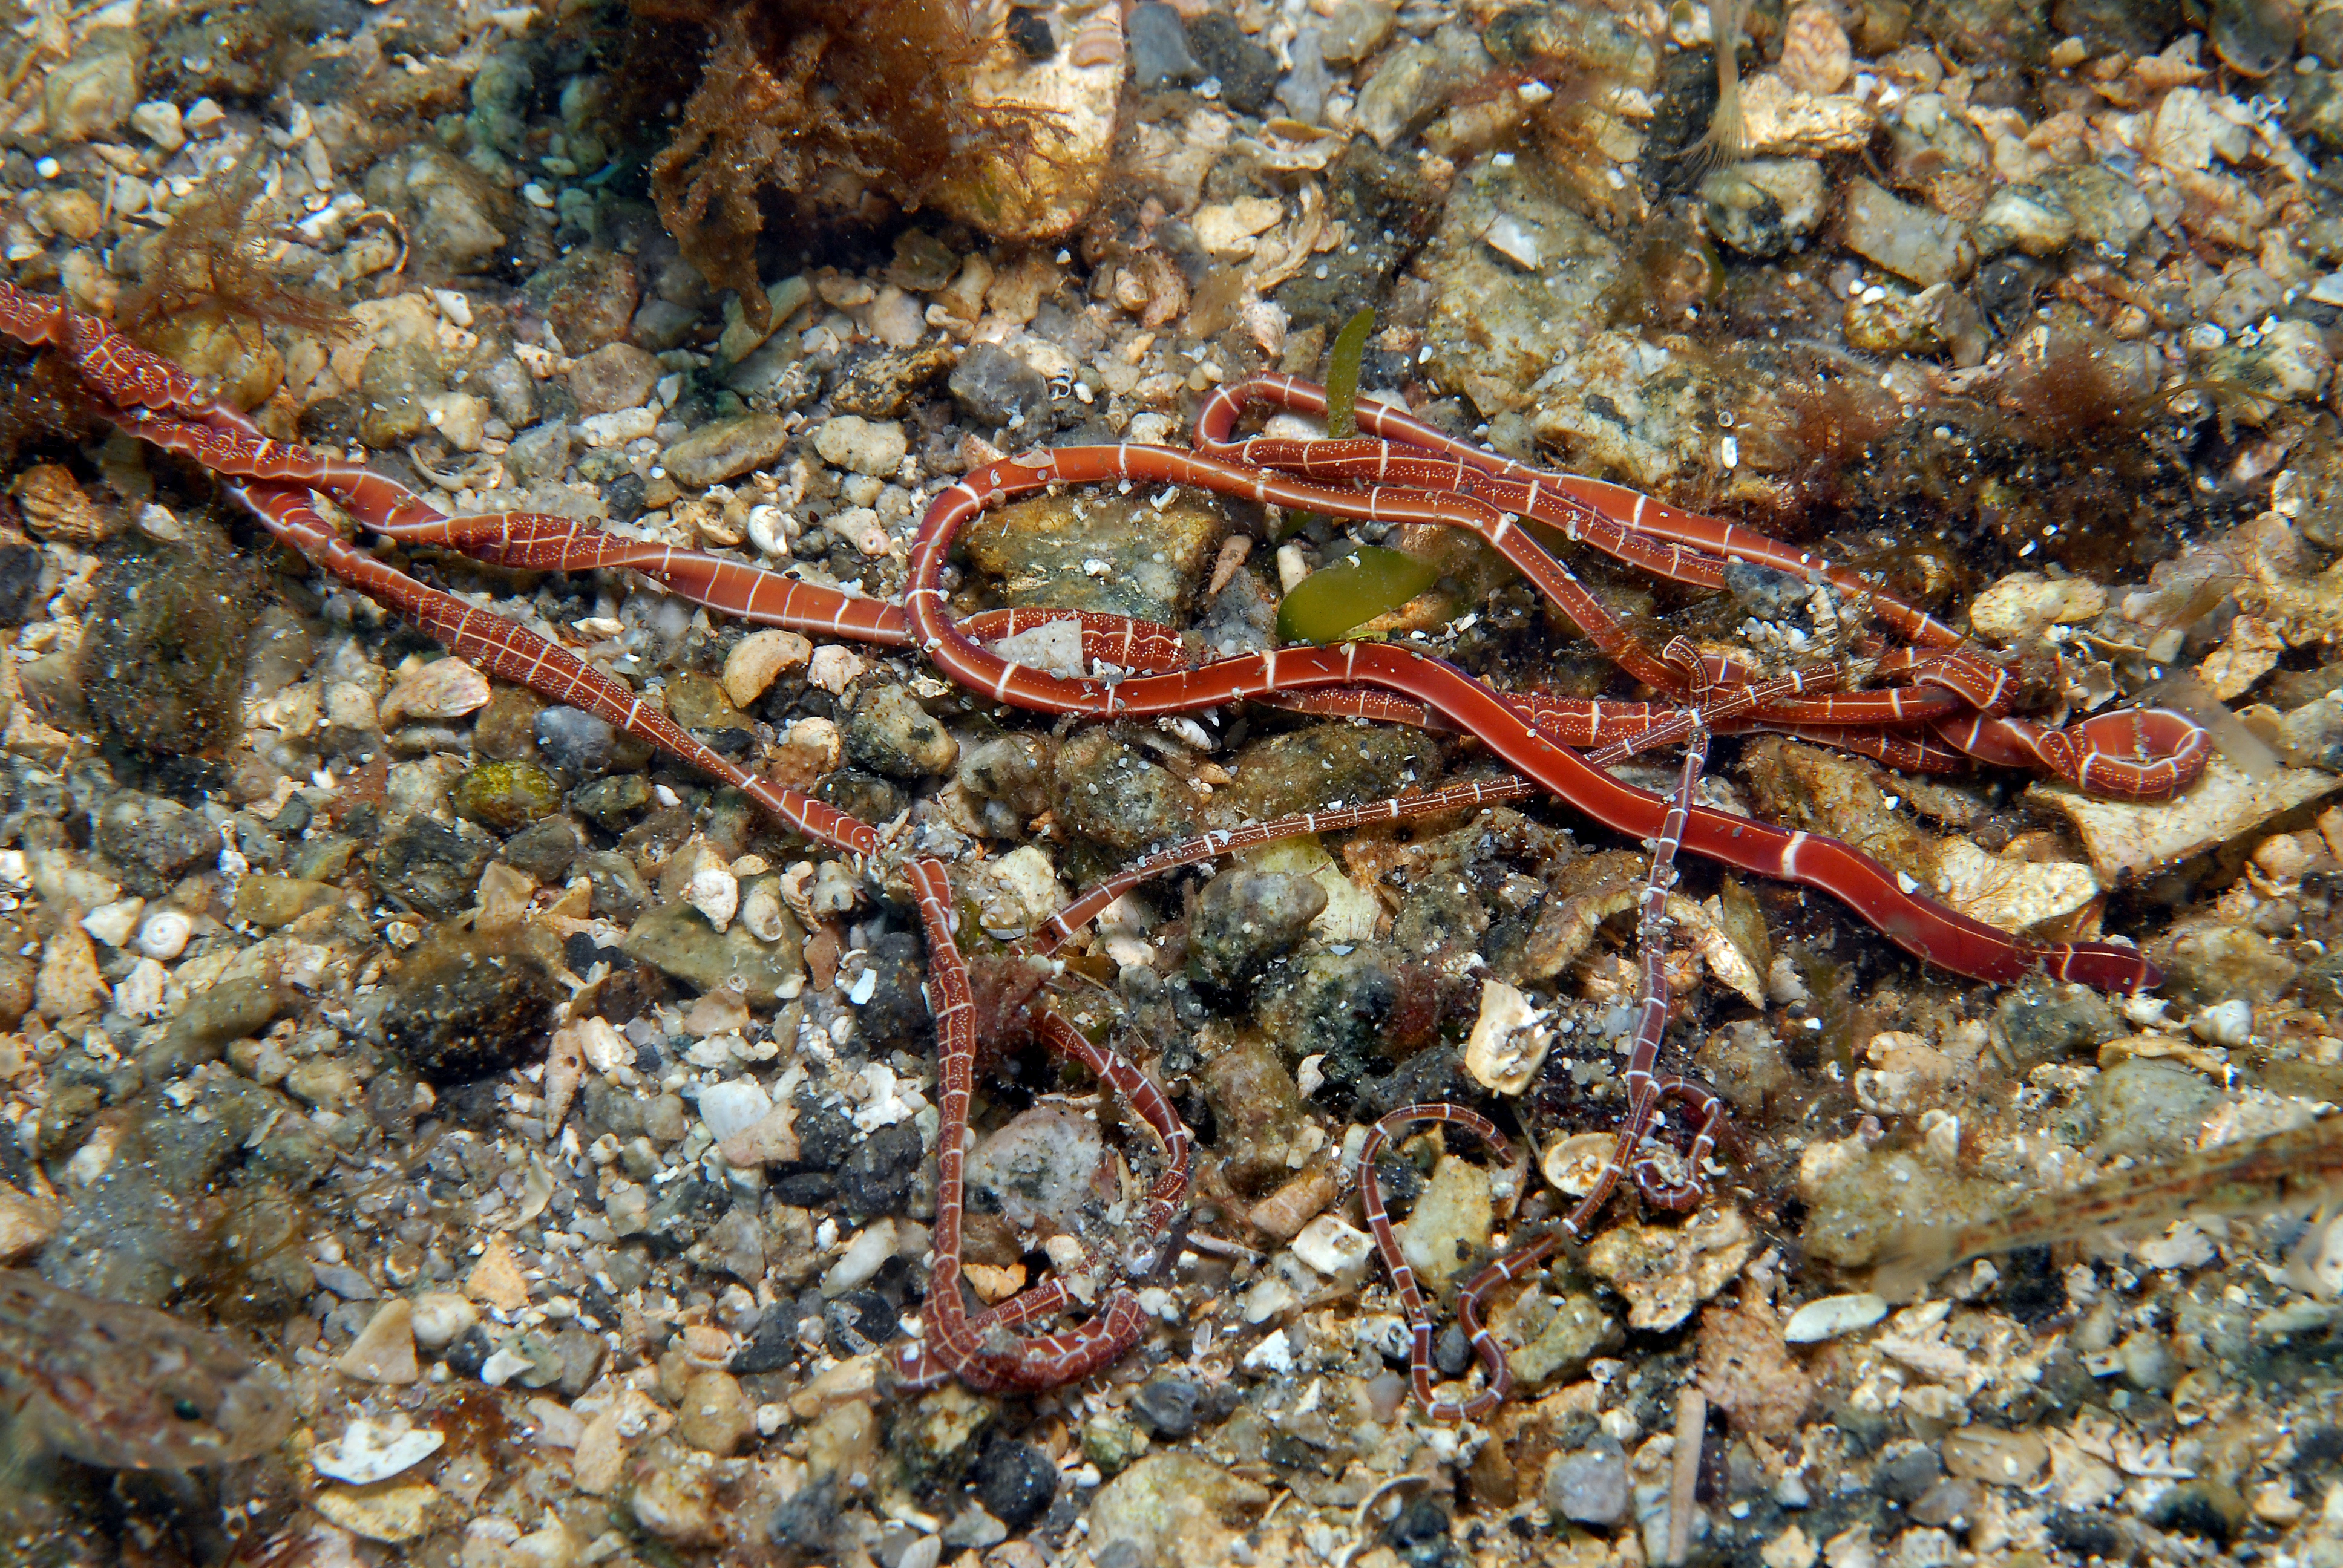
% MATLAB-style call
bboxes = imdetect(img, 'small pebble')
[410,1292,480,1353]
[1783,1292,1887,1343]
[335,1299,420,1385]
[1289,1213,1372,1278]
[1545,1438,1630,1526]
[812,414,908,477]
[80,897,144,949]
[1130,1377,1201,1437]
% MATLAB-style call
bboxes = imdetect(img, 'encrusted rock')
[383,926,559,1082]
[844,684,957,777]
[623,875,805,1005]
[1086,1454,1271,1568]
[1188,863,1326,987]
[1702,158,1828,257]
[1581,1205,1757,1330]
[661,414,792,488]
[966,488,1226,626]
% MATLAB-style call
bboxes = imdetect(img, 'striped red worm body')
[0,276,2213,1412]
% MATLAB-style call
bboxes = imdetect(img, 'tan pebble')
[1778,6,1852,95]
[723,628,813,707]
[787,717,843,773]
[464,1236,531,1313]
[680,1323,735,1370]
[1247,1166,1336,1241]
[1760,1522,1818,1568]
[34,922,108,1021]
[2252,1480,2307,1525]
[788,1354,880,1420]
[336,1298,419,1385]
[805,645,867,695]
[1967,571,2106,644]
[2254,831,2322,881]
[803,1399,876,1477]
[963,1261,1026,1304]
[313,1480,439,1544]
[936,255,994,323]
[719,1100,801,1168]
[1941,1425,2049,1486]
[987,1544,1050,1568]
[681,988,751,1043]
[1695,1303,1814,1434]
[79,897,143,949]
[510,1519,577,1566]
[379,658,492,727]
[629,1457,724,1544]
[1289,1213,1372,1278]
[1400,1155,1493,1279]
[570,1408,627,1495]
[1193,197,1286,259]
[0,1183,57,1263]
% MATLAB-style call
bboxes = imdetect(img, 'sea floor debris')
[5,0,2343,1564]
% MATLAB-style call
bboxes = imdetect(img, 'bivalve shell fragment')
[313,1419,447,1485]
[1782,1292,1887,1343]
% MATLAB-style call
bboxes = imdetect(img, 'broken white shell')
[312,1419,445,1485]
[1462,978,1555,1096]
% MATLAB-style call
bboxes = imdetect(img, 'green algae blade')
[1324,306,1377,438]
[1275,546,1441,645]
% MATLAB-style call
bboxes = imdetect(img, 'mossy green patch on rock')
[452,760,562,832]
[1214,722,1430,826]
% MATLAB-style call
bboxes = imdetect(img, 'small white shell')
[312,1419,445,1485]
[741,879,788,944]
[1783,1292,1887,1344]
[134,909,192,961]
